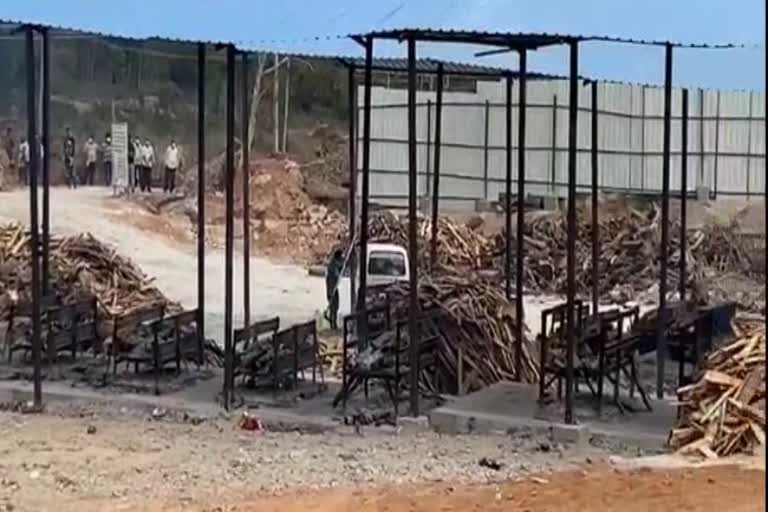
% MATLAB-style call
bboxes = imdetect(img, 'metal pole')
[564,40,579,425]
[25,27,42,409]
[590,81,599,317]
[483,99,490,200]
[223,44,236,410]
[197,43,206,365]
[406,36,420,416]
[627,86,634,190]
[358,38,373,310]
[679,89,689,303]
[241,52,251,331]
[425,99,432,199]
[713,91,721,199]
[429,63,444,273]
[550,95,558,194]
[41,28,50,294]
[515,49,527,381]
[640,86,647,190]
[504,74,513,300]
[745,91,754,197]
[699,89,705,186]
[656,43,673,400]
[347,66,357,313]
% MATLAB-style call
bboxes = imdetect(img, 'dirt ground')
[0,408,763,512]
[0,187,326,340]
[151,466,765,512]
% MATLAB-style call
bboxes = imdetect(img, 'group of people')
[65,128,113,188]
[1,126,182,194]
[3,127,43,186]
[129,136,182,193]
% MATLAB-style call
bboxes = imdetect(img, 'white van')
[337,243,409,326]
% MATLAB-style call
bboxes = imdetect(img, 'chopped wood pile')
[500,204,760,305]
[354,205,761,312]
[669,320,766,459]
[0,223,174,320]
[380,274,537,392]
[356,211,499,274]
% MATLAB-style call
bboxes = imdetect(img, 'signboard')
[111,123,129,190]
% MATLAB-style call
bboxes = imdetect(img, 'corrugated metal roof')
[1,19,748,53]
[358,28,748,50]
[335,57,565,80]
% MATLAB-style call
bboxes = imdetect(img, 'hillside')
[0,34,349,181]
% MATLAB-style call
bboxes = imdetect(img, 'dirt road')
[0,408,762,512]
[0,187,325,341]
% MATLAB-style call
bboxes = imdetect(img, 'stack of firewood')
[0,223,174,320]
[382,274,537,393]
[352,207,759,310]
[498,204,759,306]
[357,211,499,274]
[669,320,766,458]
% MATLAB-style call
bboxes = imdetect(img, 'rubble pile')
[301,125,349,208]
[0,223,173,320]
[669,320,765,459]
[238,157,346,263]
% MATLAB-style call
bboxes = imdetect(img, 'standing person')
[102,133,113,186]
[163,139,180,194]
[131,136,142,190]
[324,248,345,330]
[63,127,77,188]
[84,135,98,186]
[127,134,135,190]
[17,137,29,186]
[137,137,146,192]
[141,138,155,192]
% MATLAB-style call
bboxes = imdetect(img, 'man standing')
[130,136,141,191]
[63,127,77,188]
[163,140,180,194]
[141,138,155,192]
[84,135,98,186]
[102,133,113,186]
[325,248,345,330]
[17,137,29,186]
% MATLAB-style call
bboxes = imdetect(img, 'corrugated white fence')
[357,80,766,210]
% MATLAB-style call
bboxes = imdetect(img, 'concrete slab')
[429,381,676,451]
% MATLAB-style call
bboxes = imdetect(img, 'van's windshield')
[368,251,406,277]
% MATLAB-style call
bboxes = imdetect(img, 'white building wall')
[356,80,766,210]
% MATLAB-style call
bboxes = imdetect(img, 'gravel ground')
[0,402,648,512]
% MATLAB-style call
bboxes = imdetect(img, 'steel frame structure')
[347,28,753,422]
[13,23,763,423]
